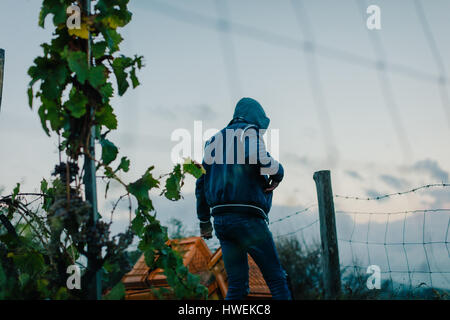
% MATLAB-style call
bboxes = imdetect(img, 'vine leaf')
[101,28,123,53]
[27,87,34,109]
[128,167,159,211]
[38,0,66,28]
[116,157,130,173]
[100,139,118,165]
[11,183,21,202]
[92,41,108,59]
[164,164,183,201]
[183,158,206,179]
[66,50,89,84]
[112,56,131,96]
[131,214,145,236]
[38,98,63,135]
[88,65,108,89]
[95,104,117,130]
[103,282,125,300]
[68,23,90,39]
[65,89,88,118]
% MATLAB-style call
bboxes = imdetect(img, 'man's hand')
[200,221,213,239]
[264,180,280,193]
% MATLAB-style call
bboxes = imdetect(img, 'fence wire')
[335,183,450,290]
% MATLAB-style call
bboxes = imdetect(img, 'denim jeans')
[213,213,292,300]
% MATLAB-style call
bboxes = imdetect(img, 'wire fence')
[248,182,450,292]
[334,183,450,290]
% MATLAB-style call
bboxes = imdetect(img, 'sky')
[0,0,449,289]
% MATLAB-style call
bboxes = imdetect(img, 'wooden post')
[0,49,5,110]
[313,170,341,299]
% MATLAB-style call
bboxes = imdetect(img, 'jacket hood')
[229,97,270,130]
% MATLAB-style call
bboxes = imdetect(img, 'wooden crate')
[122,237,217,299]
[122,236,272,299]
[208,248,272,299]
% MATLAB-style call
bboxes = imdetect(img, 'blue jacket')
[195,98,284,223]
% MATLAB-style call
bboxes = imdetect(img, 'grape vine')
[0,0,207,299]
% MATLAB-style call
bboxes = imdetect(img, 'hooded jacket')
[195,98,284,222]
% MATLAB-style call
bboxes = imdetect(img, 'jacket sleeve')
[245,127,284,182]
[195,171,211,222]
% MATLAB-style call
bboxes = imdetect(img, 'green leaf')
[100,139,119,165]
[64,89,88,118]
[88,65,107,89]
[183,158,205,179]
[130,68,139,88]
[92,41,108,59]
[11,183,20,202]
[128,167,159,211]
[102,14,131,29]
[102,28,123,53]
[105,181,110,198]
[40,179,48,194]
[103,282,125,300]
[41,97,64,131]
[67,243,80,261]
[131,214,145,236]
[38,0,67,28]
[67,50,89,84]
[27,87,34,109]
[144,250,156,270]
[12,251,45,276]
[112,56,132,96]
[103,260,115,273]
[38,105,50,136]
[98,82,114,104]
[41,77,61,100]
[30,58,68,101]
[95,104,117,130]
[164,164,183,201]
[116,156,130,173]
[38,4,50,28]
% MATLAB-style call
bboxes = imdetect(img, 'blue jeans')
[213,213,292,300]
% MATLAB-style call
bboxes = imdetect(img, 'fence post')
[313,170,341,299]
[0,48,5,110]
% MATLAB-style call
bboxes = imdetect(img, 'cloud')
[283,153,316,167]
[379,174,409,189]
[421,188,450,208]
[190,104,217,121]
[412,159,449,182]
[345,170,364,181]
[151,104,218,121]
